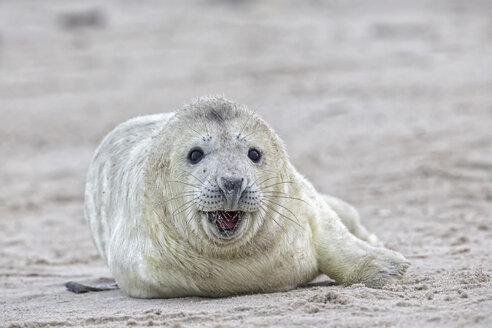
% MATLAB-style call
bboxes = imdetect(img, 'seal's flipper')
[65,280,118,294]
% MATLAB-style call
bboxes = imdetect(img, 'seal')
[83,96,409,298]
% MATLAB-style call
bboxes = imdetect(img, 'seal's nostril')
[217,177,247,210]
[219,177,244,193]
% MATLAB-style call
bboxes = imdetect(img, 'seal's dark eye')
[188,148,204,164]
[248,148,261,163]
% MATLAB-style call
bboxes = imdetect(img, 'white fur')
[85,97,409,298]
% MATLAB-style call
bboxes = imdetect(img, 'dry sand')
[1,0,491,327]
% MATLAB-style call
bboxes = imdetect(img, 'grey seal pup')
[82,96,409,298]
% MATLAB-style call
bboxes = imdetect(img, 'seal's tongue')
[208,211,242,233]
[219,211,240,229]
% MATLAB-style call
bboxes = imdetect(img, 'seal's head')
[148,96,291,255]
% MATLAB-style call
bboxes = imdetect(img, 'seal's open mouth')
[207,211,244,236]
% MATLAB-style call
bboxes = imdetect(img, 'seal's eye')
[248,148,261,163]
[188,148,204,164]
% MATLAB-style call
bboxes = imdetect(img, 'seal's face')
[186,133,266,240]
[160,99,289,251]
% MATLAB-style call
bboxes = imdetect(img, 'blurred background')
[1,0,491,326]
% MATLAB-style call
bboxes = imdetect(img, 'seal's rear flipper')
[65,279,118,294]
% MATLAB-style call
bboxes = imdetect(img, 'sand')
[1,0,491,327]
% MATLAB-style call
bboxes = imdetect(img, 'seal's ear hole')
[248,148,261,163]
[188,147,204,164]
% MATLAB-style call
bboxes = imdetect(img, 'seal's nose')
[217,177,247,210]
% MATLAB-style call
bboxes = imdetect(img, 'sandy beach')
[1,0,491,327]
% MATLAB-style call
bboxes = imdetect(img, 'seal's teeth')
[205,210,244,237]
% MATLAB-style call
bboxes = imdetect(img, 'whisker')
[162,192,195,204]
[248,169,283,188]
[171,198,195,218]
[197,114,210,136]
[262,202,303,229]
[262,198,301,225]
[238,111,255,137]
[259,205,286,233]
[261,190,291,196]
[172,201,197,219]
[243,124,265,139]
[262,193,311,206]
[171,199,193,217]
[183,119,204,139]
[261,181,294,189]
[189,174,204,185]
[186,208,199,225]
[163,180,200,189]
[253,175,279,188]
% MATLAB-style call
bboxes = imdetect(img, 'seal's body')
[85,97,409,298]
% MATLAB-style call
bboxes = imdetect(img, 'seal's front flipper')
[65,279,118,294]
